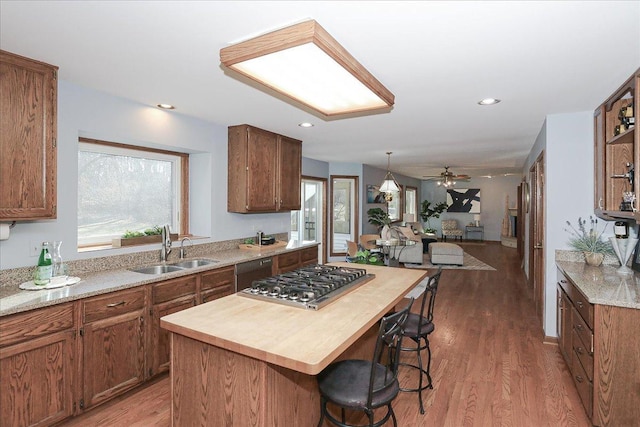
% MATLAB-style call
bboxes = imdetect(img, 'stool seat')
[429,242,463,265]
[318,360,400,409]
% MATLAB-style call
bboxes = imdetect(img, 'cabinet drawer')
[152,275,197,304]
[278,251,300,270]
[572,328,594,381]
[300,246,318,263]
[572,306,593,354]
[200,266,235,291]
[0,303,74,348]
[83,288,146,323]
[201,286,234,304]
[558,274,594,329]
[571,347,593,418]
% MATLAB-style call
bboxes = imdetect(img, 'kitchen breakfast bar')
[160,263,427,426]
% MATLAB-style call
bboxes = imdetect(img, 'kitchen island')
[160,263,427,426]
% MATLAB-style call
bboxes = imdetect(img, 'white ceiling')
[1,1,639,179]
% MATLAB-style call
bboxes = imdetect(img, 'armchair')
[441,219,463,242]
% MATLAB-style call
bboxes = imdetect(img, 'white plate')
[19,276,81,291]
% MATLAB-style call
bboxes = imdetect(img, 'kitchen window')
[77,138,188,248]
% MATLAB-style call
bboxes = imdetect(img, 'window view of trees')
[78,141,182,246]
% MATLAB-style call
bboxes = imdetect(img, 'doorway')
[290,177,326,263]
[528,152,545,324]
[329,176,359,257]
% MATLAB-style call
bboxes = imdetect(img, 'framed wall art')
[366,185,386,204]
[446,188,481,213]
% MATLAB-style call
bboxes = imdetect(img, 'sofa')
[385,226,424,264]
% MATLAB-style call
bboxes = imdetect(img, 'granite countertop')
[0,240,318,317]
[556,260,640,309]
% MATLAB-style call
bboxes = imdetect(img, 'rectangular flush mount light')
[220,20,394,117]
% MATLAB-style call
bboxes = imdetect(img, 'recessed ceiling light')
[298,122,314,128]
[157,103,175,110]
[478,98,501,105]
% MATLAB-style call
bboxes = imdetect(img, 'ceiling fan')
[423,166,471,188]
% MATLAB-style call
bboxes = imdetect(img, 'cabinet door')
[593,105,606,213]
[557,286,572,363]
[0,331,74,427]
[277,135,302,211]
[148,296,195,377]
[82,310,145,409]
[200,266,235,303]
[246,127,278,211]
[0,50,57,220]
[276,251,301,274]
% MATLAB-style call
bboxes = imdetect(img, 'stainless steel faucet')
[179,237,192,259]
[160,224,172,262]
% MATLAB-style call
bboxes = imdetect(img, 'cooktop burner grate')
[238,264,374,310]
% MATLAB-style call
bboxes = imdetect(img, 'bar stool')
[398,267,442,414]
[316,299,414,427]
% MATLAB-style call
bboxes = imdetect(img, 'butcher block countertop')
[161,263,427,375]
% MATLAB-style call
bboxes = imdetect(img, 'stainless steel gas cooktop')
[238,264,374,310]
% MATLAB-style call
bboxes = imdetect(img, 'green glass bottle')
[34,242,52,285]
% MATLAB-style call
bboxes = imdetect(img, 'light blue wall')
[420,176,521,241]
[0,81,291,269]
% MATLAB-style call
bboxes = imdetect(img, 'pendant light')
[379,152,400,201]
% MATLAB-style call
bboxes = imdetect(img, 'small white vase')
[609,237,638,275]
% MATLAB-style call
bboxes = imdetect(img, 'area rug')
[404,252,496,271]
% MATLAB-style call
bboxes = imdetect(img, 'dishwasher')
[235,257,273,292]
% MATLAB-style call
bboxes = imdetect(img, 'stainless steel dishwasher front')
[235,257,273,292]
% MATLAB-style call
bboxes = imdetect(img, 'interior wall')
[420,175,521,241]
[0,80,290,269]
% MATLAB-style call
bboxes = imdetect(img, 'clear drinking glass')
[51,240,66,278]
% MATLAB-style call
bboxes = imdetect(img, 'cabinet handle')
[575,375,584,383]
[106,301,125,308]
[598,198,603,209]
[576,324,583,331]
[576,301,583,309]
[560,279,567,284]
[576,346,584,355]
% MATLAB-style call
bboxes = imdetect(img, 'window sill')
[78,235,207,253]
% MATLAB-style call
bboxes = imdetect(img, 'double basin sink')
[130,258,219,275]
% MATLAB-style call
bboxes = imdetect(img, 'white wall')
[420,175,522,241]
[0,81,291,269]
[522,111,617,338]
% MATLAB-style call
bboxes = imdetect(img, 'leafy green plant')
[349,249,385,265]
[143,226,163,236]
[419,200,448,233]
[565,216,614,254]
[367,207,391,228]
[122,230,145,238]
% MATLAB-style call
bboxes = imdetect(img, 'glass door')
[330,176,359,256]
[291,178,325,263]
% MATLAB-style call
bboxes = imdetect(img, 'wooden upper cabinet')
[593,68,639,221]
[228,124,302,213]
[0,50,58,220]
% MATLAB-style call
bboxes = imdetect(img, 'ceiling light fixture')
[379,152,400,201]
[220,20,395,117]
[298,122,314,128]
[157,103,175,110]
[478,98,501,105]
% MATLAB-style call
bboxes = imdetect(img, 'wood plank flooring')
[63,242,590,426]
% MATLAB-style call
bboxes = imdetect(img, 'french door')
[291,177,326,263]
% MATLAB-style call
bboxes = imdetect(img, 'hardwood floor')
[63,243,590,426]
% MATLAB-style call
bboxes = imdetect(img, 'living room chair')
[441,219,463,241]
[316,299,414,427]
[398,267,442,414]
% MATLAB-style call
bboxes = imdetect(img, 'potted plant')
[419,200,448,234]
[565,216,614,266]
[367,207,391,229]
[112,225,177,247]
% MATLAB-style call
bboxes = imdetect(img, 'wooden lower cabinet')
[200,265,234,304]
[0,304,75,427]
[275,246,319,274]
[81,288,146,410]
[557,270,640,426]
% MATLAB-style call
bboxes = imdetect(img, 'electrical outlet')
[29,241,41,257]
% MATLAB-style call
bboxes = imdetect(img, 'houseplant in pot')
[367,207,392,239]
[419,200,448,234]
[565,216,614,266]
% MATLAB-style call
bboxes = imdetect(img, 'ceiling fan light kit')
[220,19,395,117]
[424,166,471,188]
